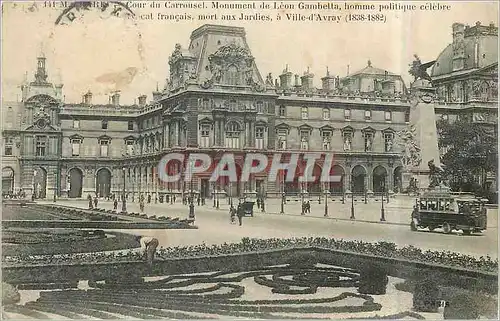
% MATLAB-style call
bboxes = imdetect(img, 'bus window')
[443,200,451,211]
[420,200,427,210]
[438,200,444,211]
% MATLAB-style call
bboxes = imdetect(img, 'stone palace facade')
[1,23,497,200]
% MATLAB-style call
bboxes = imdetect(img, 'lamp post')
[216,183,220,209]
[380,177,386,221]
[121,166,127,213]
[350,180,355,220]
[280,172,285,214]
[300,183,305,215]
[324,183,329,217]
[213,181,216,207]
[189,159,195,219]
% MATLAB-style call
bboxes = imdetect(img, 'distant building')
[3,24,435,201]
[431,21,498,193]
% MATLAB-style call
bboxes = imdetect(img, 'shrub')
[412,278,440,312]
[2,282,20,305]
[358,265,388,295]
[443,293,480,319]
[288,253,318,268]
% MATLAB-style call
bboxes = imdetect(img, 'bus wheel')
[442,222,452,234]
[463,229,471,235]
[428,225,436,232]
[410,219,418,231]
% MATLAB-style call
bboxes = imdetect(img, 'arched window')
[226,65,239,85]
[225,122,241,148]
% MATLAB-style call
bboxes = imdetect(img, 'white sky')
[1,1,498,104]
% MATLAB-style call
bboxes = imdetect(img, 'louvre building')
[1,23,497,201]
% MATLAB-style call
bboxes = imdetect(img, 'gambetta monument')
[396,55,442,191]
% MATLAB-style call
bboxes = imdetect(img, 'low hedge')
[412,277,440,312]
[443,293,480,319]
[4,237,497,275]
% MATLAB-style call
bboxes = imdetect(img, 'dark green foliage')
[443,293,480,319]
[2,282,20,305]
[412,277,440,312]
[358,265,389,295]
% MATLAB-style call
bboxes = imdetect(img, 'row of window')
[278,106,405,122]
[199,99,268,114]
[276,129,395,152]
[71,120,135,131]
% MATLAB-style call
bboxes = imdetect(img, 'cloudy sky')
[2,1,498,104]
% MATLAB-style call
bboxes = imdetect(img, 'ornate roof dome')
[431,21,498,78]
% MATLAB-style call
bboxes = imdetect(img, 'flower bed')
[2,230,139,256]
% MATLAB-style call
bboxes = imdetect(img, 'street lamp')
[300,183,305,215]
[216,183,220,209]
[324,183,329,217]
[213,181,216,208]
[280,171,286,214]
[189,159,195,219]
[121,166,127,213]
[350,179,355,220]
[380,177,386,221]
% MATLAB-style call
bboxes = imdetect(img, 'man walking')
[136,235,159,269]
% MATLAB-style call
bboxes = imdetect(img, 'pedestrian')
[140,199,145,213]
[113,198,118,210]
[306,201,311,214]
[256,198,261,210]
[93,196,98,208]
[136,236,159,269]
[87,194,93,209]
[261,200,265,213]
[237,204,244,226]
[147,194,151,204]
[197,196,201,206]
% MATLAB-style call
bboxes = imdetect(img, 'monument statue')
[396,125,422,168]
[408,54,435,83]
[428,159,445,188]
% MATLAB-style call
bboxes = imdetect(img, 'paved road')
[44,199,498,258]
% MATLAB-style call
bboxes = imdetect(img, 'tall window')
[342,131,353,151]
[277,129,287,150]
[300,130,309,150]
[200,124,211,148]
[73,120,80,129]
[321,131,332,150]
[344,109,351,120]
[71,138,81,156]
[201,98,211,110]
[301,107,309,120]
[35,136,47,156]
[226,65,239,85]
[4,137,13,156]
[323,108,330,120]
[385,111,392,121]
[99,139,110,157]
[256,101,265,114]
[384,132,394,152]
[404,110,410,123]
[101,120,108,130]
[279,105,286,117]
[128,121,134,130]
[364,110,372,120]
[255,127,265,149]
[225,122,241,149]
[229,100,237,111]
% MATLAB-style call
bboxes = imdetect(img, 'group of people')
[301,200,311,214]
[2,189,25,199]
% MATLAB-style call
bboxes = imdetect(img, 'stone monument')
[397,55,442,191]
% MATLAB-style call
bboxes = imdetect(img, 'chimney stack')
[294,74,301,87]
[138,95,147,106]
[111,91,120,106]
[83,91,92,105]
[301,67,314,90]
[279,64,293,89]
[321,67,336,92]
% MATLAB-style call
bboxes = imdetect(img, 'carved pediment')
[199,117,213,124]
[209,42,254,65]
[275,123,290,131]
[123,135,136,142]
[69,134,84,141]
[341,125,355,133]
[298,124,313,132]
[320,124,334,132]
[361,126,376,133]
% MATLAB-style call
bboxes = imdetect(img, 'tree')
[437,118,497,196]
